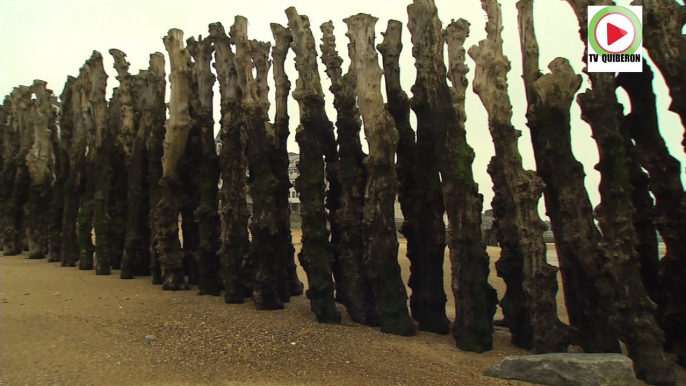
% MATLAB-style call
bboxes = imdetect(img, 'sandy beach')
[1,231,683,386]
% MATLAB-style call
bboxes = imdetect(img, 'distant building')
[482,209,494,230]
[214,131,222,154]
[215,133,301,214]
[543,220,555,243]
[286,152,300,213]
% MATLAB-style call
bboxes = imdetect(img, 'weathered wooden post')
[566,0,675,383]
[209,22,251,304]
[470,0,572,353]
[407,0,497,350]
[320,20,378,326]
[269,23,305,301]
[231,16,283,310]
[617,62,686,366]
[25,80,57,260]
[285,7,341,323]
[379,17,449,335]
[516,0,618,352]
[345,13,416,336]
[155,29,194,290]
[187,35,222,296]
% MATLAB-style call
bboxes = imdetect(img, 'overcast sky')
[1,0,684,217]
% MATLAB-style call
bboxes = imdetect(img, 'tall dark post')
[270,23,305,301]
[209,22,251,304]
[320,21,378,326]
[345,13,416,336]
[516,0,619,353]
[231,16,283,310]
[285,7,341,323]
[566,0,675,383]
[155,29,194,291]
[407,0,497,351]
[379,19,449,335]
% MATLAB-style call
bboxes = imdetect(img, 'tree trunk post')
[106,86,128,272]
[250,39,292,302]
[379,18,449,335]
[58,75,79,267]
[47,85,64,263]
[516,0,618,353]
[80,52,113,276]
[155,29,194,291]
[3,88,32,257]
[75,63,95,271]
[345,13,416,336]
[187,35,222,296]
[566,1,675,384]
[145,53,167,284]
[60,76,82,267]
[619,107,661,307]
[269,23,305,301]
[180,125,202,285]
[8,86,39,260]
[110,49,139,278]
[209,22,251,304]
[408,1,497,351]
[0,96,16,255]
[231,16,283,310]
[617,62,686,367]
[26,80,57,261]
[632,0,686,146]
[469,0,571,354]
[319,21,378,326]
[285,7,341,323]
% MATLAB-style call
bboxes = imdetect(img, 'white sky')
[1,0,684,217]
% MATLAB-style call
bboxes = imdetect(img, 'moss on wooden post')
[285,7,340,323]
[111,49,149,280]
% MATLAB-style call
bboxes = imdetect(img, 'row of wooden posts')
[0,1,685,385]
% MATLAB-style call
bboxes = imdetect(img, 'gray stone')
[484,353,636,386]
[145,335,156,343]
